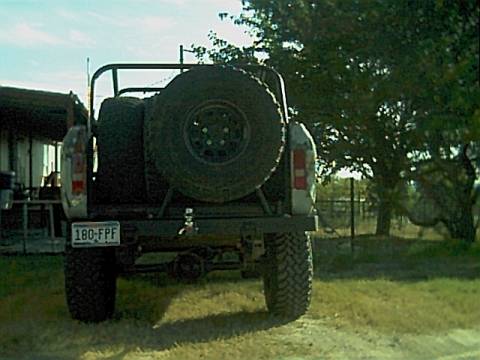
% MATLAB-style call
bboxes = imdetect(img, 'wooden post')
[28,134,33,192]
[54,142,58,173]
[22,201,27,254]
[350,178,355,253]
[179,45,184,73]
[0,209,3,244]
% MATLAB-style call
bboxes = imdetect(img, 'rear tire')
[95,97,146,203]
[64,247,117,323]
[262,232,313,319]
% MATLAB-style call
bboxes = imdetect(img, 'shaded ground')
[0,229,65,254]
[0,236,479,359]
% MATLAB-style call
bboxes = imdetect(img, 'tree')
[195,0,479,240]
[401,0,480,243]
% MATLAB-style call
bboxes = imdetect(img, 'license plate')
[71,221,120,247]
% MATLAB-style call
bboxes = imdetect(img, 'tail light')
[61,125,88,219]
[289,122,317,215]
[292,149,307,190]
[71,149,86,195]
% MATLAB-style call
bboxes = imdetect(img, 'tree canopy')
[194,0,479,240]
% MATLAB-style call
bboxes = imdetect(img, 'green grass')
[0,255,64,298]
[1,238,480,359]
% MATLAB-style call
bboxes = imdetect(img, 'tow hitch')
[178,207,198,236]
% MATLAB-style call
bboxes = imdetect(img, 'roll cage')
[88,63,290,132]
[84,63,290,210]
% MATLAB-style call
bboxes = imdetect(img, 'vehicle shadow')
[149,310,287,348]
[10,310,287,360]
[113,273,184,323]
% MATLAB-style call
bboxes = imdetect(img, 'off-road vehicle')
[61,63,318,322]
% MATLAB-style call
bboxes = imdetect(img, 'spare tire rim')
[184,100,250,165]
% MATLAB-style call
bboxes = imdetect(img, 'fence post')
[350,178,355,239]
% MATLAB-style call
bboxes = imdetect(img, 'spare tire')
[144,66,285,203]
[96,97,146,204]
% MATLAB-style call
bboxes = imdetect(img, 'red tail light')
[61,125,88,219]
[293,149,307,190]
[71,141,86,195]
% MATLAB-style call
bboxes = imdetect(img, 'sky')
[0,0,253,105]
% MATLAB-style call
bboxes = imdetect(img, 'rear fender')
[289,122,317,215]
[61,125,88,219]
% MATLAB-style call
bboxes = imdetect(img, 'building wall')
[0,128,60,187]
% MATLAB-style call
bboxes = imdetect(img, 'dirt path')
[273,317,480,360]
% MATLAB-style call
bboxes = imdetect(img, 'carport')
[0,86,88,253]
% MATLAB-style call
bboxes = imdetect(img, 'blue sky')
[0,0,252,103]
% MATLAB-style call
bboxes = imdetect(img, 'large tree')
[401,0,479,243]
[195,0,479,240]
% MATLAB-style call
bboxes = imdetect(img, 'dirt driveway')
[272,317,480,360]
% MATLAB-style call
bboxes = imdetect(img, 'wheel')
[262,232,313,319]
[95,97,146,204]
[64,246,117,323]
[144,66,286,203]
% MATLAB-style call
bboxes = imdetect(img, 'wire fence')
[314,198,453,240]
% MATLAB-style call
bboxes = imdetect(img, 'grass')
[310,278,480,334]
[317,218,448,240]
[0,238,480,359]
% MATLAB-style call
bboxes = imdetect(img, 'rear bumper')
[121,215,318,237]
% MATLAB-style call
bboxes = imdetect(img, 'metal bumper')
[121,215,318,237]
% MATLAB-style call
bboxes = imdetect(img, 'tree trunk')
[376,198,392,236]
[441,144,478,244]
[443,203,476,244]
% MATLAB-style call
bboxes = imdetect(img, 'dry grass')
[310,279,480,334]
[0,238,479,359]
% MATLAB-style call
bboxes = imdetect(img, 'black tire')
[144,66,285,203]
[64,247,117,323]
[143,94,170,201]
[262,232,313,319]
[96,97,146,204]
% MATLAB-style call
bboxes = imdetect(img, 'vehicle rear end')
[61,63,318,323]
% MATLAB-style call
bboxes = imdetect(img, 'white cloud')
[0,21,96,49]
[55,9,78,21]
[86,11,176,32]
[0,78,66,93]
[0,22,63,47]
[68,30,96,48]
[141,16,176,32]
[0,70,88,102]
